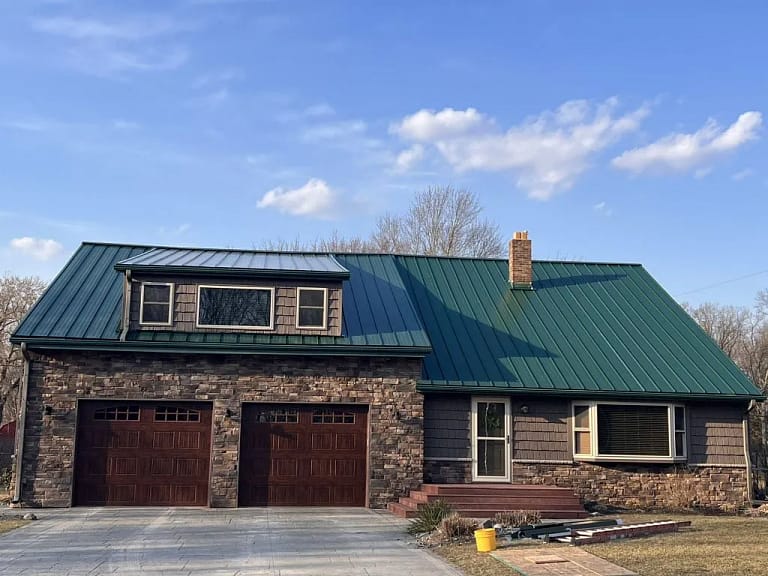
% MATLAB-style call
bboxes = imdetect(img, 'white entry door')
[471,397,510,481]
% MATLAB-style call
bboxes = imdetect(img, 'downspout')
[11,343,30,505]
[744,399,757,503]
[119,270,132,341]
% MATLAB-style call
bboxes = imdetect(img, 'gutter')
[416,383,766,402]
[11,337,432,358]
[11,343,30,505]
[119,270,132,341]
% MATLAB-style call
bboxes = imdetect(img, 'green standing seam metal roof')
[11,242,764,400]
[115,247,350,279]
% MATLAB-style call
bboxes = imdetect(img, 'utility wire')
[676,269,768,297]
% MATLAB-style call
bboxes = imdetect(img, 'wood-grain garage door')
[239,404,368,506]
[74,401,212,506]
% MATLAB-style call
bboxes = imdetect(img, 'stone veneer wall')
[19,350,423,508]
[424,459,748,511]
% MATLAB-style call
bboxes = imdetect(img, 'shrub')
[407,499,454,535]
[493,509,541,528]
[439,512,478,539]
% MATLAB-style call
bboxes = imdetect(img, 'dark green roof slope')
[396,256,761,399]
[12,242,763,399]
[12,243,430,355]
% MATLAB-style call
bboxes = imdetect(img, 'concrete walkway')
[0,507,463,576]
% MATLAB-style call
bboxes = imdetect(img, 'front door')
[471,398,510,481]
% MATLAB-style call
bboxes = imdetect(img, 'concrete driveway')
[0,507,463,576]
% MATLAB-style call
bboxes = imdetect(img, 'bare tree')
[682,302,751,358]
[0,275,46,425]
[370,186,504,257]
[255,186,505,258]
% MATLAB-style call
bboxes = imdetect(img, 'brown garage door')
[239,404,368,506]
[74,401,212,506]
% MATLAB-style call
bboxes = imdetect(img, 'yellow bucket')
[474,528,497,552]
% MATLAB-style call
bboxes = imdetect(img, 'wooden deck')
[387,483,588,519]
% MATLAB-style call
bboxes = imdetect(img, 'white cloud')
[303,103,335,117]
[393,99,649,200]
[593,201,613,216]
[257,178,338,218]
[10,237,63,261]
[301,120,366,142]
[32,15,188,41]
[392,107,487,141]
[31,15,192,77]
[732,168,754,181]
[394,145,424,172]
[612,111,762,174]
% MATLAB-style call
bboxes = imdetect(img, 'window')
[296,287,327,329]
[140,283,173,325]
[312,409,355,424]
[94,405,140,421]
[154,406,200,422]
[572,402,686,461]
[197,285,273,329]
[256,408,298,423]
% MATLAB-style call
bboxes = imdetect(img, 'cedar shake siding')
[18,350,423,508]
[688,403,746,466]
[423,395,471,460]
[129,275,343,336]
[511,398,570,462]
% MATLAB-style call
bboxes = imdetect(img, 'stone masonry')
[19,350,423,508]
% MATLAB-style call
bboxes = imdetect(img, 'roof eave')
[416,382,765,402]
[114,264,350,280]
[13,337,431,358]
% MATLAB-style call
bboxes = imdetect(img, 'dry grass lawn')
[433,514,768,576]
[0,519,27,534]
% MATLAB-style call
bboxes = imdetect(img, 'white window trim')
[139,282,174,326]
[196,284,275,331]
[571,401,687,463]
[295,287,328,330]
[470,397,511,482]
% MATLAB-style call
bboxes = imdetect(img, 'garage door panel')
[74,401,212,506]
[239,404,368,507]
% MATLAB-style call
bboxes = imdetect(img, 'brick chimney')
[509,231,533,290]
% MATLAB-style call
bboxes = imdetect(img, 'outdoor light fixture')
[225,408,234,418]
[519,405,529,414]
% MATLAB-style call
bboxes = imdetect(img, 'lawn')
[432,514,768,576]
[0,519,27,535]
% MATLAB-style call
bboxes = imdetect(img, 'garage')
[239,404,368,506]
[74,401,212,506]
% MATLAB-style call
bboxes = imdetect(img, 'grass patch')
[0,519,27,535]
[433,514,768,576]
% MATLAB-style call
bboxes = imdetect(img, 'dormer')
[114,248,349,338]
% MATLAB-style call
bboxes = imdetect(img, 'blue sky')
[0,0,766,307]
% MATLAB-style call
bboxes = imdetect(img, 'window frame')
[195,284,275,331]
[139,282,174,326]
[571,401,686,463]
[295,287,328,330]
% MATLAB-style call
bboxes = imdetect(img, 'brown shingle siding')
[423,395,470,460]
[688,403,746,466]
[512,398,570,461]
[129,275,342,336]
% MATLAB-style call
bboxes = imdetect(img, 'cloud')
[10,237,63,261]
[393,99,649,200]
[732,168,754,181]
[394,145,424,172]
[303,103,335,117]
[257,178,338,218]
[31,14,193,77]
[593,201,613,217]
[301,120,366,142]
[392,107,488,141]
[612,111,762,174]
[32,16,187,40]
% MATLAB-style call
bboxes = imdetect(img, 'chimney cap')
[513,231,529,240]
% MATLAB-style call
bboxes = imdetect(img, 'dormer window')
[296,287,327,329]
[140,283,173,326]
[197,285,274,330]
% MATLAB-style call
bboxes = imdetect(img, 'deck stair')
[387,484,588,519]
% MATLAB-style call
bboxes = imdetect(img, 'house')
[9,233,763,511]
